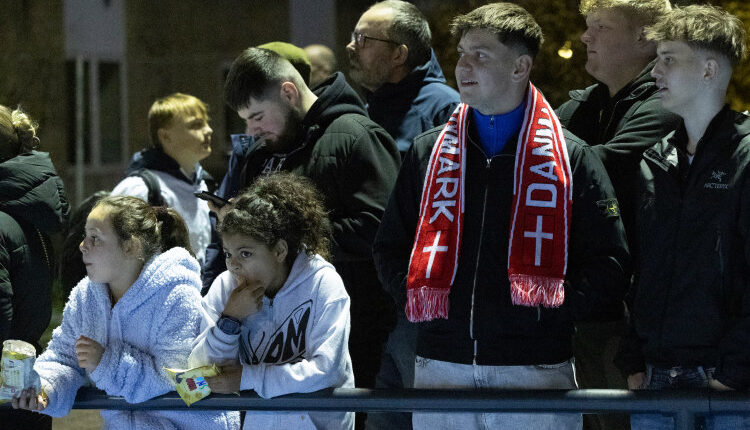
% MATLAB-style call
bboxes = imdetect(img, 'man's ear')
[392,44,409,67]
[512,54,533,82]
[273,239,289,263]
[704,57,720,82]
[279,81,300,106]
[157,128,170,148]
[636,26,656,54]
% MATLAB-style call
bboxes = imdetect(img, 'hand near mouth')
[223,277,265,320]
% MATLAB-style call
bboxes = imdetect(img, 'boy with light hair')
[616,5,750,429]
[112,93,214,265]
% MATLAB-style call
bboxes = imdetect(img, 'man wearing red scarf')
[373,3,630,429]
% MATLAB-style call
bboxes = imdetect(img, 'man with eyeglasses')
[346,0,459,158]
[346,4,459,429]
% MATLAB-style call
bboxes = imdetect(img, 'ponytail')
[95,196,194,261]
[154,206,194,256]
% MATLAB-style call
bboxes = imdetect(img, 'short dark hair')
[646,5,748,67]
[224,47,302,111]
[450,2,544,58]
[372,0,432,69]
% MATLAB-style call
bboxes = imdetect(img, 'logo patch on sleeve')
[597,198,620,218]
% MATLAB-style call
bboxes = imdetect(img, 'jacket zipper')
[470,157,492,365]
[716,229,724,295]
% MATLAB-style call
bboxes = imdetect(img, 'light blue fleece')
[34,247,238,429]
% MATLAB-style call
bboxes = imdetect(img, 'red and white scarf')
[405,83,573,322]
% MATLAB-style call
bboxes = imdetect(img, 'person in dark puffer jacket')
[0,105,69,430]
[555,3,681,428]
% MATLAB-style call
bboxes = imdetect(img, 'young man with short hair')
[373,3,629,429]
[556,4,681,428]
[203,43,401,413]
[616,5,750,429]
[111,93,213,265]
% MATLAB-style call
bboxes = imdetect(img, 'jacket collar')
[568,59,658,105]
[364,50,447,102]
[126,148,209,186]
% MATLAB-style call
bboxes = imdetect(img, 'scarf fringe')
[406,287,450,322]
[509,274,565,308]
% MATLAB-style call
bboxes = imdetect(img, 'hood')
[126,147,211,186]
[275,252,335,299]
[305,72,368,130]
[365,50,447,101]
[115,247,201,314]
[0,151,69,234]
[568,58,658,103]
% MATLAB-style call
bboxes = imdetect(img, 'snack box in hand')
[165,364,219,406]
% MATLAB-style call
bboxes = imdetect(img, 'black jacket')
[616,107,750,390]
[373,111,630,366]
[203,72,401,327]
[0,151,69,351]
[556,61,681,260]
[364,51,460,154]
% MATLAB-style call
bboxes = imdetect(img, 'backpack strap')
[128,169,166,206]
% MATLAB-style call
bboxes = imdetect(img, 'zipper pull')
[490,115,495,127]
[486,158,491,168]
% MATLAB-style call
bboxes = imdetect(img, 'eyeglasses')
[350,31,400,49]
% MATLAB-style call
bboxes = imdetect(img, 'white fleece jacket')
[111,172,211,266]
[189,252,354,430]
[34,247,238,429]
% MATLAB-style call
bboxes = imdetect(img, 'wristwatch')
[216,315,242,335]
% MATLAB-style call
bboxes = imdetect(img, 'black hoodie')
[0,151,69,350]
[203,73,401,330]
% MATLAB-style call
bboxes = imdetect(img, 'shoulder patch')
[596,198,620,218]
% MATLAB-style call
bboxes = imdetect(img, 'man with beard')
[202,43,401,425]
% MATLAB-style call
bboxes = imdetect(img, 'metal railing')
[4,387,750,430]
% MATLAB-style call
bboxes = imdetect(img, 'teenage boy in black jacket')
[556,5,681,428]
[373,3,629,429]
[616,5,750,429]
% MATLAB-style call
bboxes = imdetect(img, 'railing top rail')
[4,387,749,415]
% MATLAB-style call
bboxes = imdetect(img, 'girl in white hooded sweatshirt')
[12,195,238,429]
[189,172,354,429]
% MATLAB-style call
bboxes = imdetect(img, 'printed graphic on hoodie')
[239,300,312,365]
